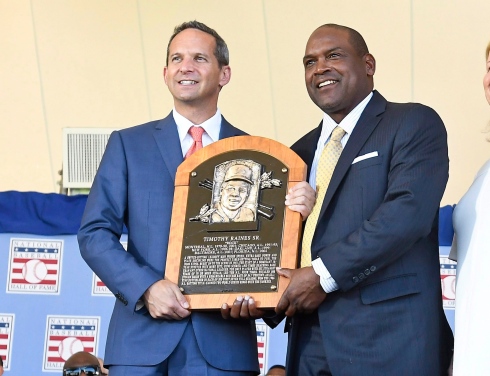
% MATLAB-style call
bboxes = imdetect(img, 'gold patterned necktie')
[185,126,205,159]
[301,126,346,267]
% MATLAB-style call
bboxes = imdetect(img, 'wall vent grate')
[62,128,117,189]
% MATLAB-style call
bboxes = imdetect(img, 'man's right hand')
[143,279,191,320]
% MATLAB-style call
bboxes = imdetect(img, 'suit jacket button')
[358,273,365,280]
[352,276,359,283]
[364,269,370,275]
[370,266,376,272]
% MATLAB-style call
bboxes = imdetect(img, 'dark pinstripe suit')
[288,91,453,375]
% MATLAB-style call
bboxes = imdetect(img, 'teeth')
[180,80,197,85]
[318,80,336,88]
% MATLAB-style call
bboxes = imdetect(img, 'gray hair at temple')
[166,20,230,67]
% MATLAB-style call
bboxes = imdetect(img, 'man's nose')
[315,58,331,74]
[179,57,195,73]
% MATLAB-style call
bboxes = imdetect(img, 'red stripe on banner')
[11,279,57,285]
[0,345,7,350]
[0,334,8,339]
[96,282,105,286]
[12,259,29,264]
[47,270,57,275]
[257,342,264,347]
[12,268,23,273]
[49,336,95,341]
[43,259,59,264]
[258,353,264,358]
[13,258,58,264]
[48,357,65,362]
[48,345,93,352]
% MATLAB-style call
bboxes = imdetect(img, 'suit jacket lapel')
[153,113,182,181]
[304,124,323,181]
[218,116,246,139]
[319,91,387,219]
[152,113,244,180]
[292,123,322,181]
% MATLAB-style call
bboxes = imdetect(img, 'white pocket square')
[352,151,378,164]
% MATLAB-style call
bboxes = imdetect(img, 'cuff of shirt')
[312,258,339,293]
[135,299,145,311]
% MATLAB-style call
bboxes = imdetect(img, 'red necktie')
[185,126,205,159]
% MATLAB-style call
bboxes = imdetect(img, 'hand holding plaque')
[165,136,307,309]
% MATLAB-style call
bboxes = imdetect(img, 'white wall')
[1,0,489,205]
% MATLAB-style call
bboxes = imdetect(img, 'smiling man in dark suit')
[78,19,316,376]
[275,24,454,376]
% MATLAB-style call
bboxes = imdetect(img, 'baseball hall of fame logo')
[91,274,111,296]
[6,238,63,294]
[0,314,14,371]
[256,322,269,375]
[440,256,457,309]
[43,315,100,372]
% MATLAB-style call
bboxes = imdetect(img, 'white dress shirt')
[173,108,222,157]
[310,92,373,293]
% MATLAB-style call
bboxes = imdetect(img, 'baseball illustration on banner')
[441,275,456,300]
[58,337,84,360]
[7,238,64,294]
[440,256,457,309]
[22,259,48,283]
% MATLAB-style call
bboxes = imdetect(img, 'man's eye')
[328,53,340,59]
[304,60,314,67]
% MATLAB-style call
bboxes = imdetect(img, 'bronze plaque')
[165,136,306,309]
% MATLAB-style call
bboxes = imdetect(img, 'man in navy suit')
[78,20,316,376]
[274,24,454,375]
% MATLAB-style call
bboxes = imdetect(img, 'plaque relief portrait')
[189,158,282,226]
[210,160,259,223]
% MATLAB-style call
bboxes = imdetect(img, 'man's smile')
[179,80,198,85]
[318,79,338,88]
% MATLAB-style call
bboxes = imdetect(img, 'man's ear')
[364,54,376,77]
[219,66,231,88]
[163,67,168,85]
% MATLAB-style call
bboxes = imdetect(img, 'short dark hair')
[319,23,369,57]
[166,20,229,67]
[266,364,286,373]
[0,357,3,366]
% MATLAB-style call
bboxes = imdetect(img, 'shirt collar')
[320,91,373,140]
[173,108,222,143]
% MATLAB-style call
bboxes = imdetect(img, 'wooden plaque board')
[165,136,307,309]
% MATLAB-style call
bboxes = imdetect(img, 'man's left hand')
[285,181,316,220]
[221,296,266,320]
[275,267,326,317]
